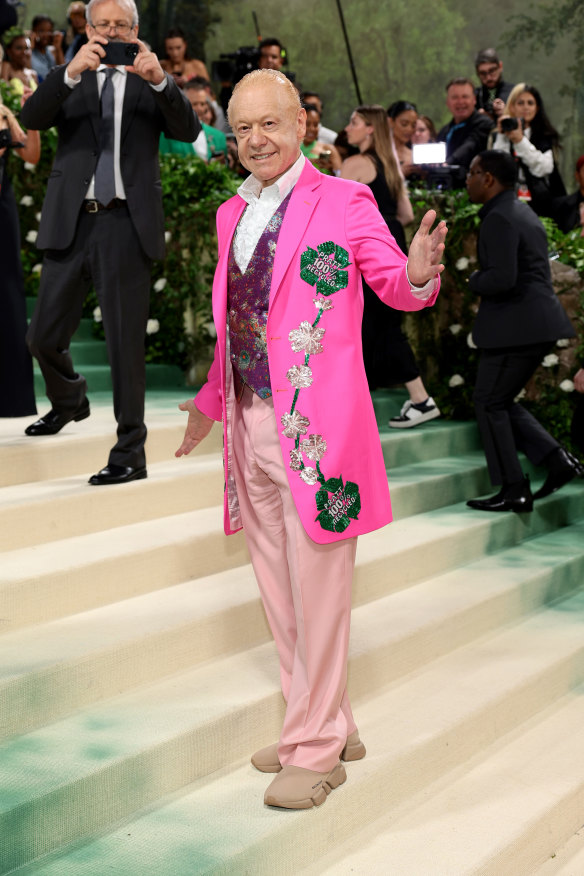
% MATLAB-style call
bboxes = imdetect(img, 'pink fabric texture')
[195,160,439,544]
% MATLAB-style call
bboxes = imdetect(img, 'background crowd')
[0,9,583,486]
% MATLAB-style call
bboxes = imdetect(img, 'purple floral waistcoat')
[228,192,292,399]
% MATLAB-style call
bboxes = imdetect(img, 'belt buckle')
[86,200,100,213]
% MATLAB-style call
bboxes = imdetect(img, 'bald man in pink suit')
[176,70,447,810]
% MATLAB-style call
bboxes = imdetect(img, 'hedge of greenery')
[5,75,583,448]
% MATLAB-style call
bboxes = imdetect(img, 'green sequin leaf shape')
[315,476,361,533]
[300,241,351,296]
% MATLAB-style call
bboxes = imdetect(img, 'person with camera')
[31,15,64,82]
[492,83,566,217]
[474,48,514,122]
[0,91,40,417]
[465,150,580,512]
[21,0,197,485]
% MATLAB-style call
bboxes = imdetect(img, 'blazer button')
[83,179,89,185]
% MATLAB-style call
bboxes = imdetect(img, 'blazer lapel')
[82,70,101,145]
[213,196,246,324]
[270,162,322,305]
[121,71,142,143]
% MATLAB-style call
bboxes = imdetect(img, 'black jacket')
[20,66,198,260]
[469,190,575,348]
[438,110,493,170]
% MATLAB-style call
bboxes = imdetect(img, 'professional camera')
[212,46,259,86]
[501,117,523,133]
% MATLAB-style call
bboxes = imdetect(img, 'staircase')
[1,389,584,876]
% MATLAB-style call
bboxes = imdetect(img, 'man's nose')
[249,126,267,146]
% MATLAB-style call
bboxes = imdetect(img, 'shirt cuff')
[405,262,437,300]
[64,68,81,88]
[149,76,168,92]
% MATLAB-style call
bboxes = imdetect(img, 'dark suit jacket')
[469,189,575,348]
[553,189,583,233]
[438,110,493,170]
[20,66,198,260]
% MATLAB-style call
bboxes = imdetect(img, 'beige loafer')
[251,729,366,773]
[264,762,347,809]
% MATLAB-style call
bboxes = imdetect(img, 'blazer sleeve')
[152,73,199,143]
[345,185,439,311]
[20,66,73,130]
[468,211,519,296]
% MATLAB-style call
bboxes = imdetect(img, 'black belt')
[83,198,126,213]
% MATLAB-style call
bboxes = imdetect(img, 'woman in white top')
[492,83,565,215]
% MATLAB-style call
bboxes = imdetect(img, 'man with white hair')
[22,0,197,484]
[176,69,446,809]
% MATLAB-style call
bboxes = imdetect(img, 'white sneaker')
[389,396,441,429]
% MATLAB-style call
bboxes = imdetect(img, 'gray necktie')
[94,68,116,206]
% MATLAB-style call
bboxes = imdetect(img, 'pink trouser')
[232,385,358,772]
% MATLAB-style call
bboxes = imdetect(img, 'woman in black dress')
[341,104,440,428]
[0,93,40,416]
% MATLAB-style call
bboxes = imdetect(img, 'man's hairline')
[86,0,139,28]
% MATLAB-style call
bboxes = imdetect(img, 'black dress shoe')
[25,399,90,436]
[88,464,147,485]
[467,477,533,513]
[533,447,584,500]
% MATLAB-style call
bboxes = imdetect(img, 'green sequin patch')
[315,476,361,533]
[300,241,351,296]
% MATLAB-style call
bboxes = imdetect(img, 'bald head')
[227,69,300,127]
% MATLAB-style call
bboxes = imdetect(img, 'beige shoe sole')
[264,762,347,809]
[251,731,366,773]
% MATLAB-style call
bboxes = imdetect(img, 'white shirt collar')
[237,153,306,205]
[97,65,128,77]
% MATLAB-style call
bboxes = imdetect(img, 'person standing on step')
[175,69,446,810]
[465,150,582,513]
[21,0,197,485]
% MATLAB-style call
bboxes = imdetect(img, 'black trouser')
[473,343,559,486]
[27,204,152,468]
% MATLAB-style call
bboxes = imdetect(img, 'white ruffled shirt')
[234,152,433,296]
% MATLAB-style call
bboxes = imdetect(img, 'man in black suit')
[21,0,198,484]
[437,78,493,186]
[465,150,581,512]
[553,154,584,233]
[474,48,514,121]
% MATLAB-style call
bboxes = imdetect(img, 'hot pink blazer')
[195,160,439,544]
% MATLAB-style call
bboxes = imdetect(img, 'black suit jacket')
[438,111,493,170]
[469,190,575,348]
[20,66,198,260]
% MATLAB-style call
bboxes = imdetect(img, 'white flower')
[289,449,303,471]
[542,353,559,368]
[560,379,575,392]
[35,212,42,223]
[313,297,333,312]
[26,230,38,244]
[31,263,42,274]
[146,319,160,335]
[300,434,327,461]
[514,388,526,401]
[455,257,469,271]
[289,321,325,355]
[449,324,462,335]
[23,162,36,172]
[93,306,102,323]
[164,231,172,243]
[203,321,216,339]
[300,467,319,486]
[448,374,464,387]
[286,365,313,389]
[20,195,33,207]
[467,333,477,349]
[153,278,167,292]
[281,410,310,439]
[181,248,190,260]
[556,339,570,348]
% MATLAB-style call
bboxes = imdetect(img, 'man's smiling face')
[229,78,305,188]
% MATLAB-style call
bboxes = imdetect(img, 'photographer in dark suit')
[465,150,581,512]
[21,0,198,485]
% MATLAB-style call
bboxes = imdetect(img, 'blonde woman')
[341,105,440,427]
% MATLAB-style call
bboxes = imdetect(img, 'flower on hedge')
[449,374,464,387]
[153,278,167,292]
[455,257,469,271]
[26,230,38,243]
[164,231,172,243]
[20,195,33,207]
[146,319,160,335]
[542,353,559,367]
[449,324,462,335]
[467,333,477,349]
[559,379,575,392]
[23,162,36,172]
[93,306,102,322]
[556,338,570,348]
[203,321,216,339]
[31,263,42,274]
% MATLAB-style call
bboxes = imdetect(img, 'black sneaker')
[389,397,441,429]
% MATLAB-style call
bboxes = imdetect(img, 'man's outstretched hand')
[175,399,214,457]
[407,209,448,288]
